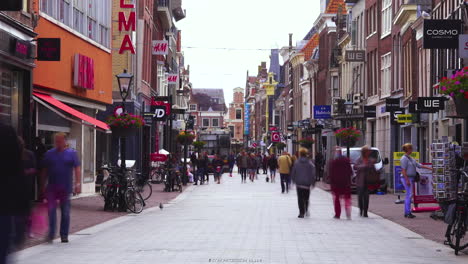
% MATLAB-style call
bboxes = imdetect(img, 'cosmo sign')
[118,0,136,54]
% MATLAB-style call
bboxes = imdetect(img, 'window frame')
[212,118,219,127]
[202,118,210,127]
[189,104,197,111]
[235,108,242,119]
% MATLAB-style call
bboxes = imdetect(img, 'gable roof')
[301,33,320,60]
[191,88,226,112]
[325,0,346,14]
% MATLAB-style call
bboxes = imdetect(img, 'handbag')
[407,155,420,182]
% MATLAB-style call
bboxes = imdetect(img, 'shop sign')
[396,114,413,123]
[37,38,61,61]
[364,105,376,118]
[73,54,94,90]
[344,50,365,62]
[0,1,22,10]
[459,34,468,58]
[244,102,250,135]
[390,108,404,125]
[10,39,31,59]
[269,126,278,131]
[117,0,136,54]
[167,74,178,84]
[143,112,154,125]
[313,105,332,119]
[385,98,400,112]
[416,97,445,113]
[271,132,280,142]
[423,19,462,49]
[151,153,168,162]
[151,105,168,121]
[152,40,168,55]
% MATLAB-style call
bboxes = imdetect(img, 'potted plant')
[298,137,315,149]
[192,141,206,153]
[176,131,195,145]
[437,67,468,116]
[335,127,362,147]
[106,113,145,137]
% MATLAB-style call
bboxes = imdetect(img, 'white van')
[342,147,389,192]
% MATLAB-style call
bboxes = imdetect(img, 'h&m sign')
[117,0,136,54]
[152,40,169,55]
[73,54,94,90]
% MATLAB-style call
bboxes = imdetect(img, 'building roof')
[325,0,346,14]
[301,33,320,60]
[191,88,226,112]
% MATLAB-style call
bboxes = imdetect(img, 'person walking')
[190,152,198,184]
[255,153,262,179]
[237,151,248,183]
[228,152,236,177]
[213,154,224,184]
[197,153,209,185]
[400,143,431,218]
[278,152,292,193]
[262,154,269,174]
[355,145,383,218]
[268,154,278,183]
[315,152,324,181]
[41,133,81,243]
[247,153,257,182]
[329,147,353,219]
[291,148,316,218]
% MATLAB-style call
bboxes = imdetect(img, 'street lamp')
[116,69,134,170]
[344,100,353,158]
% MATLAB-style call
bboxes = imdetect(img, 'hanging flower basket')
[192,141,206,152]
[335,127,361,147]
[298,137,315,149]
[176,131,195,145]
[106,113,145,137]
[437,67,468,116]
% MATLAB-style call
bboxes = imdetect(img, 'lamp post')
[344,100,353,158]
[116,69,134,170]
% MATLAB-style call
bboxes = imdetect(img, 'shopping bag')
[30,202,48,236]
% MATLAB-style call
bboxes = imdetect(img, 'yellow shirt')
[278,155,292,174]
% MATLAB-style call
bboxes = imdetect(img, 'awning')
[33,92,110,132]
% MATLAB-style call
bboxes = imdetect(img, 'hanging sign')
[117,0,136,54]
[385,98,400,112]
[37,38,61,61]
[397,114,413,123]
[167,74,178,84]
[152,40,169,55]
[364,105,376,118]
[344,50,365,62]
[271,132,280,142]
[313,105,332,119]
[423,19,462,49]
[417,97,445,113]
[459,34,468,58]
[10,39,31,59]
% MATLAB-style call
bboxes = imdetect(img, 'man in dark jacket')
[328,147,353,219]
[291,148,316,218]
[237,152,248,183]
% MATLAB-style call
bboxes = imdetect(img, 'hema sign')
[423,19,462,49]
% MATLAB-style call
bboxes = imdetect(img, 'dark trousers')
[239,168,247,181]
[296,187,310,216]
[47,185,71,239]
[262,165,267,174]
[280,173,290,193]
[357,187,370,216]
[196,168,206,184]
[0,216,11,264]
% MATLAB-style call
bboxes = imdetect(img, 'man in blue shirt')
[41,133,81,243]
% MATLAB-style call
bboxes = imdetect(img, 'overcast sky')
[177,0,321,104]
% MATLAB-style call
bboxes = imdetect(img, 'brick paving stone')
[12,172,468,264]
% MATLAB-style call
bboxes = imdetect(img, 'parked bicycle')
[445,168,468,255]
[125,174,146,214]
[150,165,166,184]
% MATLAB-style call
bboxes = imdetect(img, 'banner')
[244,102,250,135]
[152,40,169,55]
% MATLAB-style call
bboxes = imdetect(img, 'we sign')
[118,0,136,54]
[152,40,168,55]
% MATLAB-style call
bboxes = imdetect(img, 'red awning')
[33,92,110,131]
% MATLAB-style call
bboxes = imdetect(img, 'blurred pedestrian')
[315,152,324,181]
[268,154,278,183]
[190,152,198,183]
[355,145,380,218]
[255,153,262,178]
[247,153,257,182]
[291,148,316,218]
[278,151,292,193]
[400,143,431,219]
[41,133,81,243]
[195,153,207,185]
[329,147,353,219]
[237,152,248,183]
[228,152,236,177]
[0,123,29,264]
[213,154,224,184]
[262,154,269,174]
[17,137,36,240]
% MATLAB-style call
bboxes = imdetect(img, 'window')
[157,64,167,96]
[229,126,235,138]
[381,53,391,97]
[235,109,242,119]
[381,0,392,37]
[189,104,197,111]
[22,0,28,13]
[202,118,209,127]
[40,0,111,48]
[212,118,219,127]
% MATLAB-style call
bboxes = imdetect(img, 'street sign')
[313,105,332,119]
[397,114,413,123]
[417,97,445,113]
[143,112,154,125]
[364,105,376,118]
[271,132,281,142]
[385,98,400,112]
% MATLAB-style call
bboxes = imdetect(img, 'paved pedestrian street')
[13,173,468,264]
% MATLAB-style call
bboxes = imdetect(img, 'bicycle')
[445,169,468,255]
[132,172,152,201]
[150,166,166,184]
[124,175,146,214]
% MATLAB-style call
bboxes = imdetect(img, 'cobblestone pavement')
[12,173,468,264]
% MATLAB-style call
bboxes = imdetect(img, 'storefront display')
[431,142,460,202]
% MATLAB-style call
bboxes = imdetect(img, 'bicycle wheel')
[138,182,152,201]
[125,188,144,214]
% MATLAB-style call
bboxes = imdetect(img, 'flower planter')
[454,97,468,117]
[111,126,138,137]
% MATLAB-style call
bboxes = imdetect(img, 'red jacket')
[328,156,353,192]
